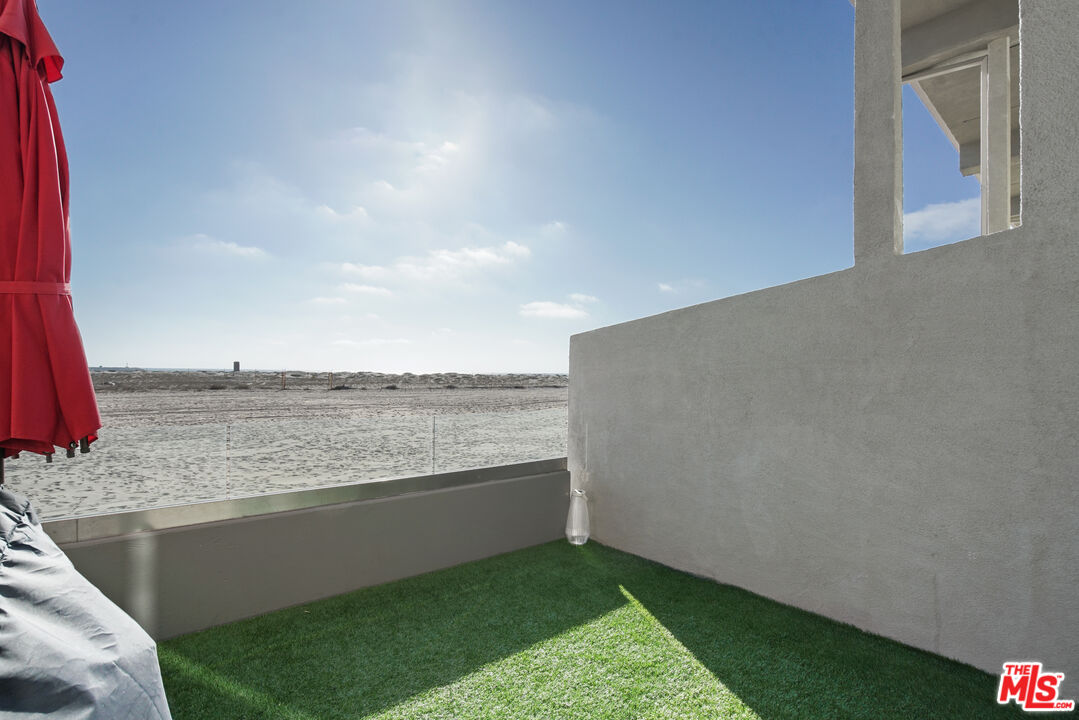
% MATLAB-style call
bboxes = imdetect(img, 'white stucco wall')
[568,0,1078,675]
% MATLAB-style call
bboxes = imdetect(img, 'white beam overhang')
[901,0,1018,76]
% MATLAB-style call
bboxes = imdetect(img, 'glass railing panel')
[3,407,568,521]
[432,407,568,473]
[225,414,434,498]
[3,423,226,519]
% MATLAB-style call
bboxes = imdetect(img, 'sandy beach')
[4,370,568,520]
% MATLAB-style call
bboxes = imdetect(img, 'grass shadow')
[161,541,1027,719]
[160,542,628,719]
[619,553,1027,720]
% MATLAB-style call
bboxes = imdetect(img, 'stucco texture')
[569,0,1077,675]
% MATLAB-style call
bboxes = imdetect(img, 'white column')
[854,0,904,264]
[1020,0,1079,232]
[980,36,1012,234]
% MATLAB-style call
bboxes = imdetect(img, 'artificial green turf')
[160,541,1023,719]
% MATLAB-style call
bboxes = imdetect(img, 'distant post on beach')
[280,371,285,390]
[329,371,334,388]
[233,361,240,372]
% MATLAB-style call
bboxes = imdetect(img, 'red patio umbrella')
[0,0,100,477]
[0,7,174,717]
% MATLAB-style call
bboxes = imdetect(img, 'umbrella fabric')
[0,487,173,719]
[0,0,100,459]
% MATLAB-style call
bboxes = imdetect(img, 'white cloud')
[315,204,369,222]
[331,129,464,214]
[339,262,388,280]
[416,141,461,175]
[657,283,675,293]
[340,240,530,286]
[903,197,980,244]
[519,301,588,319]
[199,166,380,260]
[340,283,393,297]
[316,86,602,227]
[568,293,598,304]
[332,338,411,347]
[185,233,267,259]
[208,167,340,231]
[340,128,460,176]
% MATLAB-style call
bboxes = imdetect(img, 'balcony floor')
[160,541,1020,719]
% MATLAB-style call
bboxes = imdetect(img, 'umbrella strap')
[0,281,71,295]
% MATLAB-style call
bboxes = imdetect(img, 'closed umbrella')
[0,3,172,717]
[0,0,100,478]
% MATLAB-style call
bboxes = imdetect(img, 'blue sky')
[38,1,979,373]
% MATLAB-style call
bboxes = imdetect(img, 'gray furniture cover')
[0,488,172,719]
